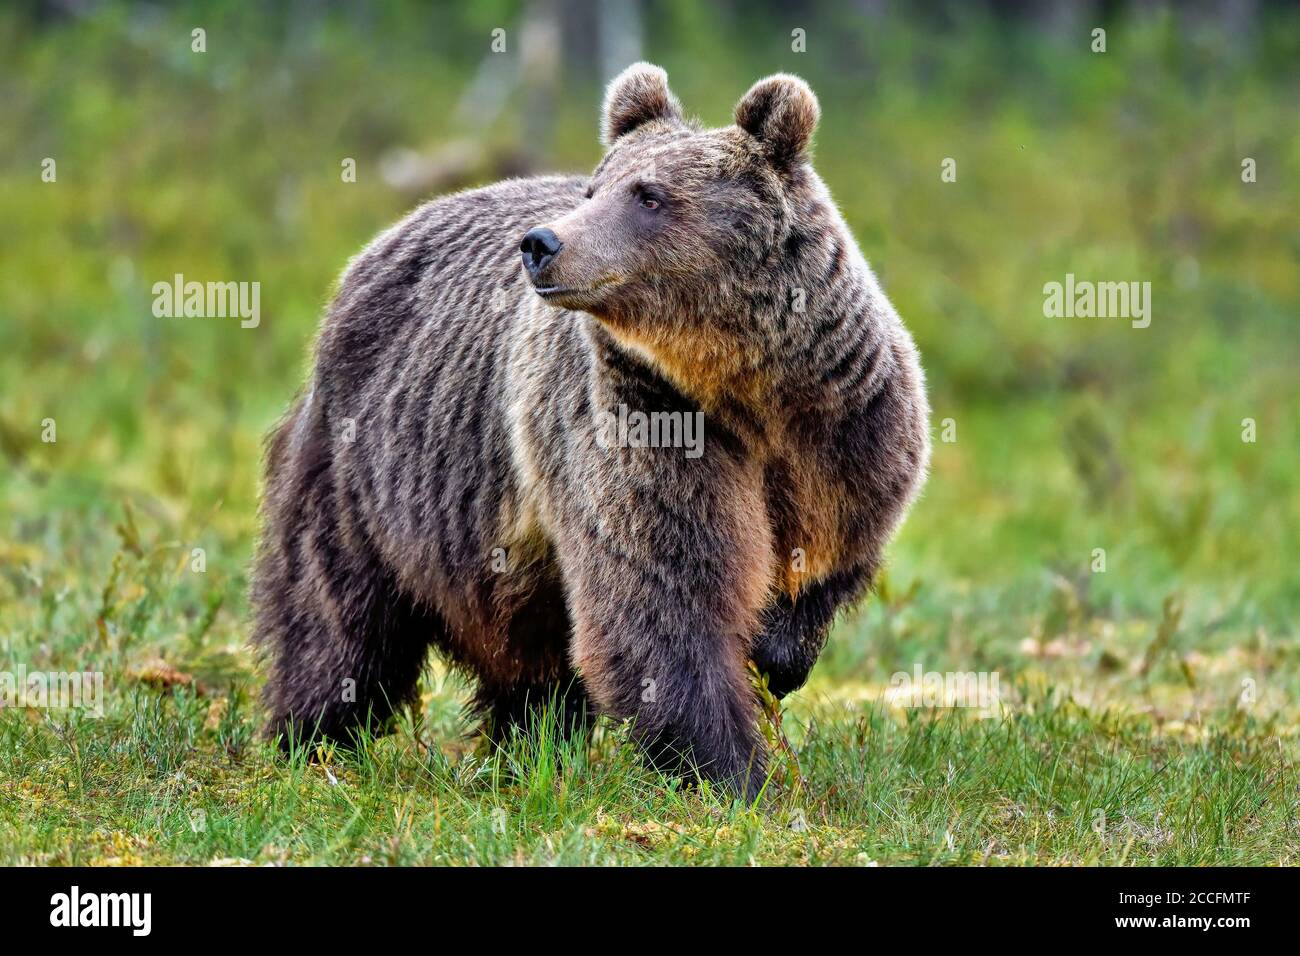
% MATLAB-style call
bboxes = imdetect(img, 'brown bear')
[252,63,930,799]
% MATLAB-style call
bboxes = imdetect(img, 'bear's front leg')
[751,565,870,699]
[548,448,774,801]
[563,533,769,798]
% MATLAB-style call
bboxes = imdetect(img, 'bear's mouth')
[532,274,624,300]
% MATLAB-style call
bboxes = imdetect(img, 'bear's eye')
[635,186,664,212]
[584,185,594,199]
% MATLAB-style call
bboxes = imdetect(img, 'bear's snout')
[520,227,563,282]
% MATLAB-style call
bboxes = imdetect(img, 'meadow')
[1,2,1297,864]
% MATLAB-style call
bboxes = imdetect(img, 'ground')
[1,4,1297,865]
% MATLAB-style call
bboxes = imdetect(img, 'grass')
[1,500,1295,865]
[1,3,1298,865]
[3,672,1295,865]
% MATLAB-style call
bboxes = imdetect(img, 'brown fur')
[251,64,930,799]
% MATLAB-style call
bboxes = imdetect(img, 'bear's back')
[307,175,587,617]
[316,174,585,392]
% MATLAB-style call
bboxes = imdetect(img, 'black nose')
[520,227,563,277]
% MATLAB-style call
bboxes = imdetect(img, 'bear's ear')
[734,73,820,169]
[601,62,683,146]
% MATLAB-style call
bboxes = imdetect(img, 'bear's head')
[521,63,838,402]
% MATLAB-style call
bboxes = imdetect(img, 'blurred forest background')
[0,0,1298,863]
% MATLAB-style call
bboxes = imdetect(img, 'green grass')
[1,481,1295,865]
[1,3,1298,865]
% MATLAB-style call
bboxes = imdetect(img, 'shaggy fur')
[252,63,930,799]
